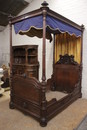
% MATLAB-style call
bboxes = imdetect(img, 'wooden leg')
[51,82,56,91]
[9,101,15,109]
[40,82,47,127]
[40,117,47,127]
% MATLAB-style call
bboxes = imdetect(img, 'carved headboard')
[56,54,78,65]
[52,54,80,93]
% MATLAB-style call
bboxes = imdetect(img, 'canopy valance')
[14,15,81,40]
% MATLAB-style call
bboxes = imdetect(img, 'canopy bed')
[9,1,84,127]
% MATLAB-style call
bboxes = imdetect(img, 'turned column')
[51,34,56,91]
[79,24,84,97]
[40,1,48,127]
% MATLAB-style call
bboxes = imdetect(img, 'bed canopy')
[9,1,84,127]
[14,13,81,39]
[9,1,83,81]
[14,2,82,41]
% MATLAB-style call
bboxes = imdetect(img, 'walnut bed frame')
[9,1,84,127]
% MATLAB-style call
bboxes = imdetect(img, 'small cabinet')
[27,47,38,64]
[12,45,39,79]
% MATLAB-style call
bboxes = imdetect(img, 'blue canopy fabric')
[14,15,81,39]
[14,15,43,34]
[46,16,81,36]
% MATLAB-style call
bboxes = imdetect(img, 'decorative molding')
[56,54,78,65]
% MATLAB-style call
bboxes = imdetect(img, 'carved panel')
[56,54,78,65]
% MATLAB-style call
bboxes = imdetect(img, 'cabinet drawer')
[26,69,37,78]
[13,65,25,75]
[12,64,39,79]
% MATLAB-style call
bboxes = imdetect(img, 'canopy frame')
[9,1,84,83]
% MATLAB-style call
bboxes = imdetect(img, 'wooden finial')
[41,1,49,7]
[81,24,84,31]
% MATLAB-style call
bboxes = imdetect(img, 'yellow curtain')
[55,33,81,64]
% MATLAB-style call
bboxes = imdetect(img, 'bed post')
[40,1,48,127]
[50,34,56,91]
[80,24,84,97]
[9,16,14,109]
[81,24,84,65]
[53,34,55,72]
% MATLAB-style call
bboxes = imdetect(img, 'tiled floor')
[0,91,87,130]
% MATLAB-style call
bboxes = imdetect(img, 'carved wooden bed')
[10,54,81,126]
[9,1,84,127]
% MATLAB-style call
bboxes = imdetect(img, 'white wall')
[0,0,87,98]
[0,26,10,66]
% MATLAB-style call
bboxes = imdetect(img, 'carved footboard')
[10,75,42,120]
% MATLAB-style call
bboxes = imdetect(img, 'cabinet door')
[13,65,25,75]
[27,47,38,64]
[13,48,26,64]
[26,66,39,79]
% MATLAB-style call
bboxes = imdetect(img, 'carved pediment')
[56,54,78,65]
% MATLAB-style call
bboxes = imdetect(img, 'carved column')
[42,7,46,82]
[79,24,84,97]
[53,34,55,72]
[51,34,56,91]
[40,1,48,127]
